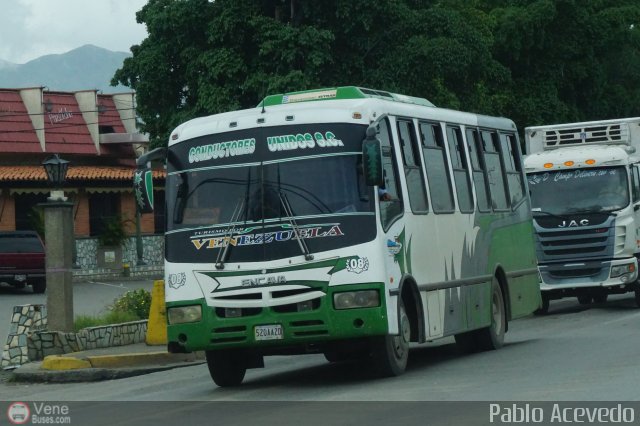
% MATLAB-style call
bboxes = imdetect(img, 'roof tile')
[0,166,166,182]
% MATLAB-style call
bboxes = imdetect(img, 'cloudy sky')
[1,0,148,64]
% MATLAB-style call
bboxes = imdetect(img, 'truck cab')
[524,118,640,312]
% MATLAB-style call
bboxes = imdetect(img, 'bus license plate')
[254,324,283,341]
[14,274,26,282]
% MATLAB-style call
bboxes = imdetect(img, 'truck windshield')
[528,166,629,215]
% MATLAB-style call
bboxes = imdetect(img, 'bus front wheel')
[370,299,410,377]
[205,349,247,387]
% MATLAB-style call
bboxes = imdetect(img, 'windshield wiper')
[278,192,314,261]
[531,209,569,220]
[214,198,245,270]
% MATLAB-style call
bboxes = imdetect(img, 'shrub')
[98,215,131,247]
[110,288,152,320]
[74,311,140,332]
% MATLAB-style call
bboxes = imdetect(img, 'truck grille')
[533,217,615,262]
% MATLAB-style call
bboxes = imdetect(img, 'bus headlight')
[333,290,379,310]
[610,263,636,278]
[167,305,202,324]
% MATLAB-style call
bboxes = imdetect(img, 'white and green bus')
[135,86,541,387]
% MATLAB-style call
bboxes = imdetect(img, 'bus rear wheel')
[205,349,247,387]
[370,299,410,377]
[476,279,506,350]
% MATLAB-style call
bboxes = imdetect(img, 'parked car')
[0,231,46,293]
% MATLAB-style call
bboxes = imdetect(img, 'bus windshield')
[528,166,629,215]
[167,155,373,230]
[165,122,377,263]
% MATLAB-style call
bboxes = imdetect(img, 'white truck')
[524,117,640,313]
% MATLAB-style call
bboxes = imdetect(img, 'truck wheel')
[454,330,478,353]
[475,278,506,351]
[205,349,247,387]
[592,289,608,304]
[370,299,410,376]
[534,296,550,316]
[577,294,592,305]
[31,279,46,294]
[635,288,640,308]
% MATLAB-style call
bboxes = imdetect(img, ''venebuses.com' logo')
[7,401,30,424]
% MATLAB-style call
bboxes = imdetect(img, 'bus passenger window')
[465,128,491,211]
[447,126,473,213]
[397,119,428,213]
[500,133,525,207]
[481,130,509,210]
[420,122,454,213]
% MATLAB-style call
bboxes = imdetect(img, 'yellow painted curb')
[146,279,168,345]
[42,355,92,371]
[87,352,169,368]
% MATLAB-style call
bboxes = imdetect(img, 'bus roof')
[259,86,435,108]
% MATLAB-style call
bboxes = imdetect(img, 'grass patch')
[73,288,153,332]
[74,311,141,332]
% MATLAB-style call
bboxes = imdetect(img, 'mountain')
[0,59,17,70]
[0,45,131,93]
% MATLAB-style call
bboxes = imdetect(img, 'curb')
[42,351,204,371]
[11,351,206,383]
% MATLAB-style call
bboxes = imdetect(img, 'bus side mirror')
[134,168,155,214]
[362,126,384,186]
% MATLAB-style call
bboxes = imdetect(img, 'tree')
[114,0,640,145]
[113,0,505,146]
[486,0,640,128]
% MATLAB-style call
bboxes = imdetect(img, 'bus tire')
[205,349,247,387]
[475,278,506,351]
[370,299,410,376]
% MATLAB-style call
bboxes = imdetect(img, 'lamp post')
[42,154,74,332]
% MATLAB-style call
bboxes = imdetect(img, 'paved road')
[2,293,639,404]
[0,279,155,345]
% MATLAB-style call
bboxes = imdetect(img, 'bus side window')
[446,126,474,213]
[481,130,509,210]
[419,121,454,213]
[397,119,428,213]
[500,132,525,207]
[377,118,404,229]
[465,128,491,211]
[633,166,640,203]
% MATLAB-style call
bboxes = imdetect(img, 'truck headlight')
[610,263,636,278]
[167,305,202,324]
[333,290,379,310]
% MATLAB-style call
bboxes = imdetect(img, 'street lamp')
[41,154,74,332]
[42,154,69,201]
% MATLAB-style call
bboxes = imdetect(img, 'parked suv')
[0,231,46,293]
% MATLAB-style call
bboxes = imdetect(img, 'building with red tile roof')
[0,87,164,269]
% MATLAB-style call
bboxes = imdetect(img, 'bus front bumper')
[166,284,389,353]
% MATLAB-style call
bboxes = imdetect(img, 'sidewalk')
[10,343,206,383]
